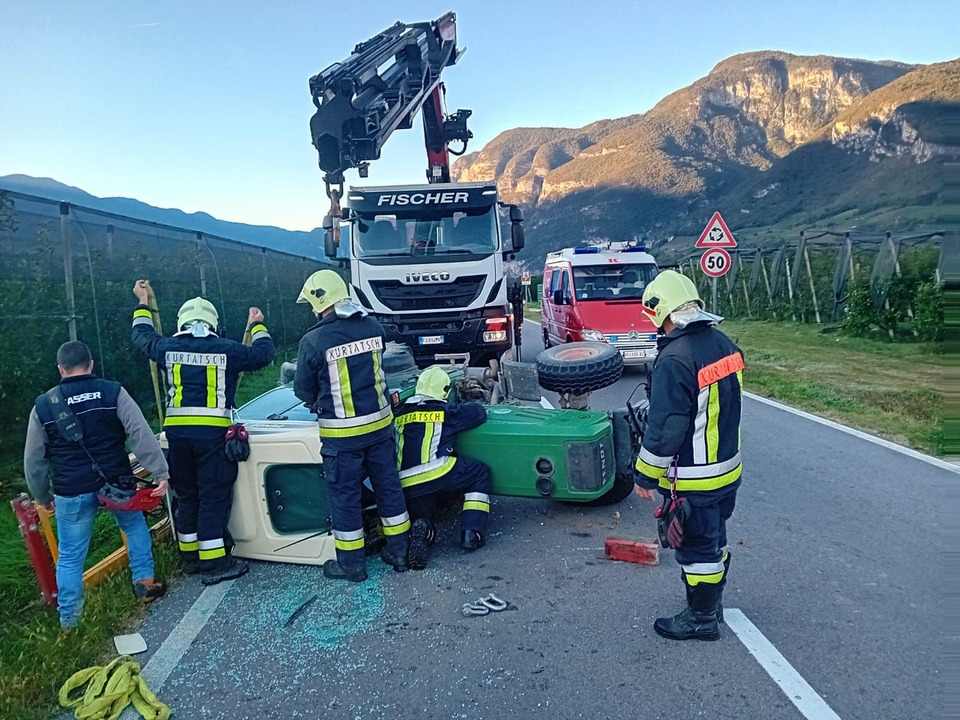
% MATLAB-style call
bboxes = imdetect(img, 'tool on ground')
[284,594,318,627]
[113,633,148,655]
[59,654,170,720]
[655,459,688,549]
[461,593,509,617]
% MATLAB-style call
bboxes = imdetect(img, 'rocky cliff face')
[452,52,916,206]
[452,54,957,267]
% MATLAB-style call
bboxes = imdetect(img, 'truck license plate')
[418,335,444,345]
[622,350,646,359]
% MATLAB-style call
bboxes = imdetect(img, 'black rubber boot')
[322,559,368,583]
[461,529,485,551]
[379,547,408,573]
[653,584,721,641]
[201,558,249,586]
[408,518,435,571]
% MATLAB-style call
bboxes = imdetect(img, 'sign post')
[521,271,532,302]
[695,212,737,313]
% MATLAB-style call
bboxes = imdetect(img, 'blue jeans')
[54,492,155,627]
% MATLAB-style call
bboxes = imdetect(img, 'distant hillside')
[0,175,327,259]
[453,53,958,266]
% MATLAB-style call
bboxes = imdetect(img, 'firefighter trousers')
[322,436,410,573]
[168,435,238,573]
[672,484,738,589]
[403,457,492,534]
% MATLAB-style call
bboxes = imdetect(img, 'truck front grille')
[369,275,485,311]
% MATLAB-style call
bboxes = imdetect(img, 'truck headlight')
[582,329,606,342]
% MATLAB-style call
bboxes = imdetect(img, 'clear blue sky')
[1,0,956,231]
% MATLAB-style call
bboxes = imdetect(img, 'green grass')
[0,353,295,720]
[722,320,944,454]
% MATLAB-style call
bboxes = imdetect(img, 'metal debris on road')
[284,593,319,627]
[461,593,511,617]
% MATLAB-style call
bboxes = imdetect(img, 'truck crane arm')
[308,11,473,199]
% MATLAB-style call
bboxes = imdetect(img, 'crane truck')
[308,12,526,366]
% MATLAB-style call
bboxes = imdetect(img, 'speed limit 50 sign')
[700,247,731,278]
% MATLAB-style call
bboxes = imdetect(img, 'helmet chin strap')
[175,321,215,338]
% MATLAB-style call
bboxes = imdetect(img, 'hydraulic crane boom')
[308,11,473,199]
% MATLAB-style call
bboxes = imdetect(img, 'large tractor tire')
[577,471,636,507]
[535,342,624,395]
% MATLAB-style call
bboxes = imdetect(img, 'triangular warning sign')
[695,212,737,249]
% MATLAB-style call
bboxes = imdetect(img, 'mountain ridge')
[0,174,327,258]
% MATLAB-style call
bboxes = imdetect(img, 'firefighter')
[633,270,744,641]
[131,281,275,585]
[394,366,492,570]
[293,270,410,582]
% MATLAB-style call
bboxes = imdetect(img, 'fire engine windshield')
[353,207,498,259]
[573,263,659,300]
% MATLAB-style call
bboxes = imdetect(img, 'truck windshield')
[573,263,659,300]
[353,207,497,259]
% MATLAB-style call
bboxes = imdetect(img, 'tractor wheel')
[536,342,623,395]
[576,471,635,507]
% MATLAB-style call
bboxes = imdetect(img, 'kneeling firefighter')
[132,281,276,585]
[294,270,410,582]
[395,366,492,570]
[633,270,744,641]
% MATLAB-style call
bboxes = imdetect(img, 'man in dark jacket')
[394,365,492,570]
[132,280,275,585]
[294,269,409,582]
[634,270,744,641]
[24,341,170,628]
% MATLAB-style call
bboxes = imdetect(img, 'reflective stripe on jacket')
[294,312,394,451]
[395,399,486,487]
[634,322,743,493]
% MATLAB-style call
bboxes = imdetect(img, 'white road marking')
[725,609,843,720]
[744,392,958,474]
[139,580,235,689]
[522,318,957,475]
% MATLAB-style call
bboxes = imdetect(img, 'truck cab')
[541,244,660,365]
[328,182,524,366]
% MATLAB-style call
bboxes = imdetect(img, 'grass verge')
[524,306,942,455]
[0,353,294,720]
[721,320,943,454]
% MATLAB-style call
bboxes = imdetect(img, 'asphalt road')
[127,320,954,720]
